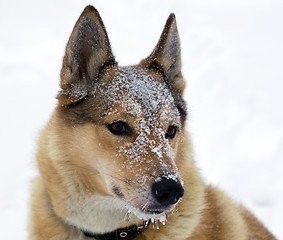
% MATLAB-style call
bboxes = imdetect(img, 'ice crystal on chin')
[125,204,168,228]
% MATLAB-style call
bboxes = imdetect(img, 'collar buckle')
[119,231,128,238]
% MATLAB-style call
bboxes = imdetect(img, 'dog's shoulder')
[240,204,277,240]
[188,185,277,240]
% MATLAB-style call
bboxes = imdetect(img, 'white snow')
[0,0,282,239]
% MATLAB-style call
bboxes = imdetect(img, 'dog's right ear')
[58,6,116,106]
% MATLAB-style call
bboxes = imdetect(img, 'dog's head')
[51,6,187,225]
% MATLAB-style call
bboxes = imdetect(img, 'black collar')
[82,224,145,240]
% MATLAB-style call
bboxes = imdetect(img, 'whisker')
[141,200,150,211]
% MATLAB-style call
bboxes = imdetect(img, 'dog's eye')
[166,125,177,139]
[107,121,131,136]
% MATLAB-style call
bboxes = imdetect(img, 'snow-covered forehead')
[108,66,180,120]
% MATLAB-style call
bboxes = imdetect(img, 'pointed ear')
[141,14,185,95]
[58,6,116,106]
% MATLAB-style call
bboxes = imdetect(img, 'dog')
[28,5,277,240]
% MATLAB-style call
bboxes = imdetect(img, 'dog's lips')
[131,201,176,217]
[124,201,173,224]
[145,209,164,215]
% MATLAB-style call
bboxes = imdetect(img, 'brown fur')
[28,5,277,240]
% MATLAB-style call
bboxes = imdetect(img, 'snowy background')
[0,0,282,239]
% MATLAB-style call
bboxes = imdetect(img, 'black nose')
[151,177,184,207]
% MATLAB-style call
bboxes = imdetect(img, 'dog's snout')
[152,178,184,207]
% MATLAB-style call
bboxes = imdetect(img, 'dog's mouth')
[111,177,184,219]
[123,200,176,225]
[146,209,164,215]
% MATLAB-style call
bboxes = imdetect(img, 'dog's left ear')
[141,14,185,96]
[58,6,116,106]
